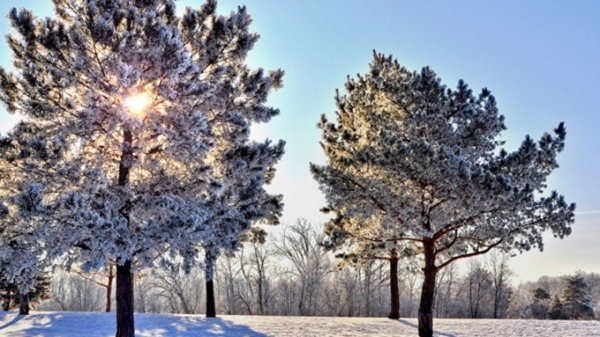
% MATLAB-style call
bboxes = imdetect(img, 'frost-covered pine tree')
[561,274,594,320]
[548,294,567,320]
[0,1,284,336]
[311,52,574,337]
[0,129,56,315]
[200,140,284,317]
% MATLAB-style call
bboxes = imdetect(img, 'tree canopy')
[0,0,284,335]
[312,51,574,337]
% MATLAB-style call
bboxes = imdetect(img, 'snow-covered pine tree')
[548,294,567,320]
[0,236,45,315]
[0,128,56,315]
[200,137,283,317]
[529,287,551,319]
[0,268,52,314]
[0,1,284,336]
[0,213,52,315]
[561,274,595,320]
[311,52,574,337]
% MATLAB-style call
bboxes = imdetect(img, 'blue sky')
[0,0,599,282]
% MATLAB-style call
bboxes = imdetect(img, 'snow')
[0,312,599,337]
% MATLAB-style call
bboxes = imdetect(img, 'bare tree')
[216,254,241,315]
[434,263,458,318]
[71,263,115,312]
[238,243,273,314]
[150,264,203,314]
[41,271,105,312]
[488,252,513,318]
[466,261,493,318]
[274,220,331,315]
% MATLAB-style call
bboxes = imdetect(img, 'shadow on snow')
[397,319,456,337]
[0,311,268,337]
[0,312,26,330]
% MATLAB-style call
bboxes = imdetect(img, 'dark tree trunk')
[106,264,114,312]
[3,289,10,311]
[205,250,216,317]
[388,257,400,319]
[115,128,134,337]
[418,239,437,337]
[206,279,216,317]
[116,261,135,337]
[19,293,29,315]
[257,275,264,315]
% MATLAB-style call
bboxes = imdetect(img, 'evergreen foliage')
[548,294,567,320]
[561,274,594,320]
[312,51,574,337]
[533,288,551,301]
[0,271,52,311]
[0,0,284,335]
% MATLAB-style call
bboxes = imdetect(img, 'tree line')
[3,220,594,322]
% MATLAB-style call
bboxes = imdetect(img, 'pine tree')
[201,140,283,317]
[0,257,52,313]
[0,161,51,316]
[311,52,574,337]
[529,287,550,319]
[0,1,284,336]
[533,288,551,301]
[561,274,595,320]
[548,294,567,320]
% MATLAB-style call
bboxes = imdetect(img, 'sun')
[124,92,152,116]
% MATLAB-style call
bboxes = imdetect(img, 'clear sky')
[0,0,599,282]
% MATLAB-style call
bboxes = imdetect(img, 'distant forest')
[4,220,595,320]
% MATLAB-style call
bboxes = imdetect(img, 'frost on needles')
[311,52,575,337]
[0,1,284,336]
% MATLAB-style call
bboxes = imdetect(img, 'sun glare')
[124,92,152,116]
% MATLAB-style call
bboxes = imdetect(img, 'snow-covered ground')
[0,312,599,337]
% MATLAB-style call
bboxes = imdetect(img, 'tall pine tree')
[0,1,284,336]
[311,52,574,337]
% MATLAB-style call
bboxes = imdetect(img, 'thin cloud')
[574,209,600,215]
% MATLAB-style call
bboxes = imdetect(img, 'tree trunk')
[206,279,215,317]
[493,279,502,319]
[106,264,114,312]
[3,289,10,311]
[388,257,400,319]
[365,267,372,316]
[205,251,216,317]
[116,260,135,337]
[493,288,500,319]
[115,128,134,337]
[19,293,29,315]
[257,278,264,315]
[418,239,437,337]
